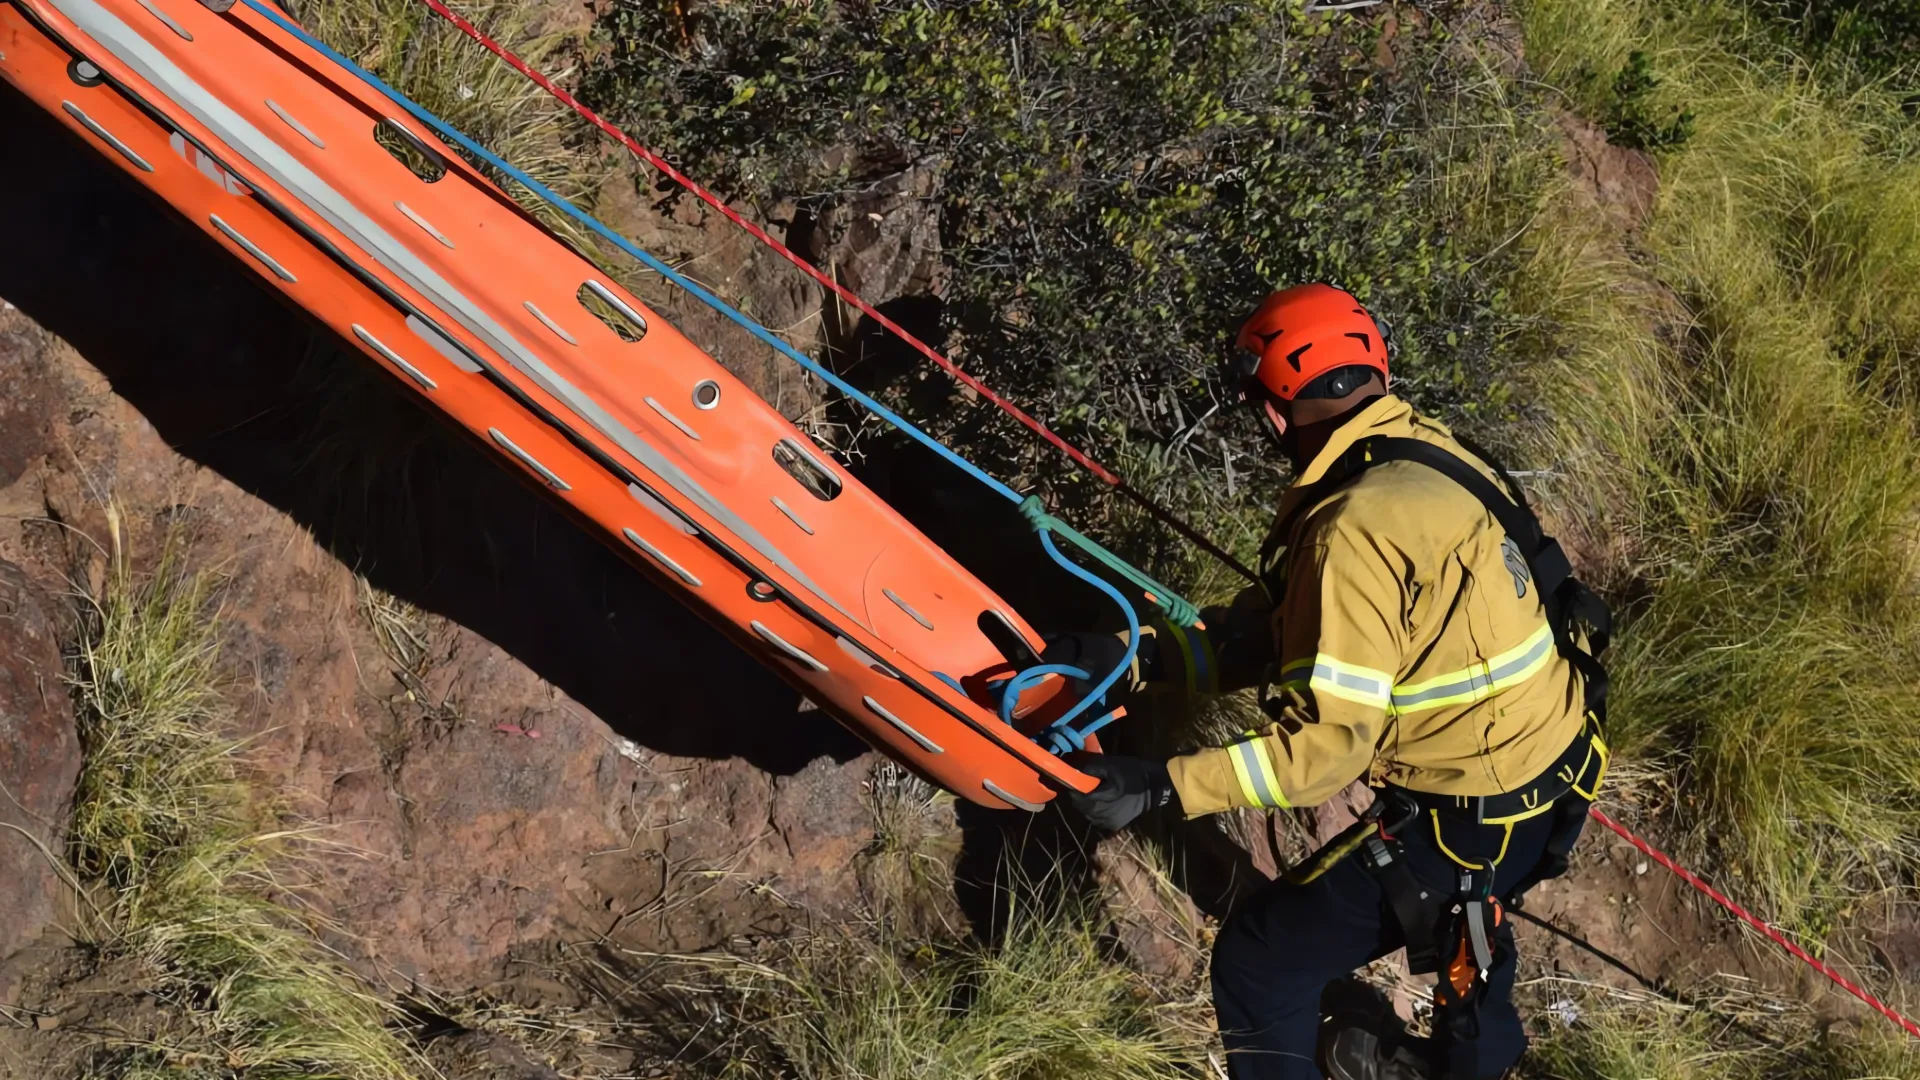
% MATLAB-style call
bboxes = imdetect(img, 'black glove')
[1040,631,1165,695]
[1062,753,1178,832]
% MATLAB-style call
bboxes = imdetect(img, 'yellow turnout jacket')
[1164,395,1587,816]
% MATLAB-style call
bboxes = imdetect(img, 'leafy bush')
[582,0,1552,580]
[1605,50,1697,149]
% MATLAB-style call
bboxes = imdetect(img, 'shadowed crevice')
[0,81,866,775]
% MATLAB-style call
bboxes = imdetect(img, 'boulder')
[0,560,81,1002]
[1095,833,1206,984]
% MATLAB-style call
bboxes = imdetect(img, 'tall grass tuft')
[1515,0,1920,924]
[1524,991,1920,1079]
[694,891,1211,1079]
[70,510,419,1080]
[286,0,603,249]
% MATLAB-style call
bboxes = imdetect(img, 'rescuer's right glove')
[1061,753,1177,831]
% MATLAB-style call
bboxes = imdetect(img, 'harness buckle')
[1374,787,1421,840]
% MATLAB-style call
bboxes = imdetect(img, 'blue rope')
[996,664,1088,726]
[1030,531,1142,747]
[239,0,1024,505]
[991,660,1122,755]
[241,0,1142,754]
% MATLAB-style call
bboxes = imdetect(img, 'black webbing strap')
[1360,828,1443,974]
[1390,714,1604,825]
[1260,434,1612,721]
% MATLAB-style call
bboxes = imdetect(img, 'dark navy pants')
[1211,808,1558,1079]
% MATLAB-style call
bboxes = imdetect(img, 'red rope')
[1586,807,1920,1040]
[410,13,1917,1038]
[415,0,1258,583]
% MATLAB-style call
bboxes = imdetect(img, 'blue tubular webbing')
[238,0,1022,504]
[236,0,1140,753]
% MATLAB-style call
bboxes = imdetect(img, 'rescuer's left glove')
[1039,631,1157,697]
[1061,753,1177,832]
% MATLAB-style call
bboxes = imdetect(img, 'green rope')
[1017,496,1203,628]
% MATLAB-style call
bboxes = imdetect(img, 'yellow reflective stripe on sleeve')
[1388,623,1554,715]
[1308,654,1394,709]
[1252,739,1290,808]
[1226,743,1264,808]
[1227,738,1290,809]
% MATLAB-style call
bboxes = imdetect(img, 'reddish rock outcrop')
[0,560,80,1004]
[0,86,890,994]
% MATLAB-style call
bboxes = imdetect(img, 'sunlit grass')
[69,509,420,1080]
[1523,989,1920,1079]
[687,890,1214,1080]
[1516,0,1920,926]
[287,0,603,249]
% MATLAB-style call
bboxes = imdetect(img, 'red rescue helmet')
[1231,283,1391,402]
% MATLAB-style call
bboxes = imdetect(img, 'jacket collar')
[1258,395,1417,577]
[1290,394,1414,489]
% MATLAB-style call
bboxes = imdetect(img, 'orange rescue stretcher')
[0,0,1119,808]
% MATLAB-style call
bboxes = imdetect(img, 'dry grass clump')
[1522,982,1920,1079]
[68,511,419,1080]
[1516,0,1920,925]
[678,890,1214,1080]
[286,0,604,248]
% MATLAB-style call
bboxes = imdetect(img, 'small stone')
[1635,860,1648,875]
[34,1013,59,1031]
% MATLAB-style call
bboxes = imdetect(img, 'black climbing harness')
[1257,431,1611,724]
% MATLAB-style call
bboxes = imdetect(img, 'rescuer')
[1049,283,1611,1080]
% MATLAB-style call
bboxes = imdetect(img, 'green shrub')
[583,0,1552,577]
[1605,50,1697,149]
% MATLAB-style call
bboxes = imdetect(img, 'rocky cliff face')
[0,83,904,998]
[0,558,81,1004]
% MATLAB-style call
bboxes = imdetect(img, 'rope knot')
[1017,494,1057,533]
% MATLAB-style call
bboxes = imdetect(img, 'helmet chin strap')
[1262,399,1289,439]
[1259,399,1298,461]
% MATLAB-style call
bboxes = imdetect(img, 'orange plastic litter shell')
[0,0,1102,808]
